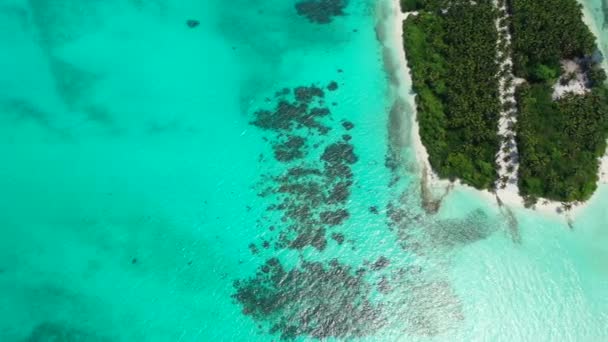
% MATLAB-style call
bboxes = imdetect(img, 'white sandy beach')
[386,0,450,193]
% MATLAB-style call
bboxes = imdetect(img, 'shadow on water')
[215,0,354,113]
[18,0,121,134]
[495,196,522,244]
[0,100,74,139]
[25,322,111,342]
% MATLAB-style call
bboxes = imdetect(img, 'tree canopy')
[510,0,596,79]
[512,0,608,202]
[403,0,500,189]
[402,0,608,201]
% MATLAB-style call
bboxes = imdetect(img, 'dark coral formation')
[321,142,358,165]
[232,258,385,340]
[327,81,339,91]
[371,256,390,270]
[295,0,348,24]
[232,83,377,339]
[330,232,345,244]
[319,209,349,226]
[294,85,325,103]
[235,79,474,340]
[266,149,356,250]
[249,243,259,255]
[250,84,357,251]
[341,120,354,130]
[326,180,351,204]
[251,103,328,134]
[272,136,306,162]
[186,19,200,28]
[251,85,329,135]
[233,257,466,340]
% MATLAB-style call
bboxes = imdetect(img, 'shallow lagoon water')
[0,0,607,341]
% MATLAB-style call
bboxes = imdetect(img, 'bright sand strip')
[390,0,608,220]
[383,0,450,194]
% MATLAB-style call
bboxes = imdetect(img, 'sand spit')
[493,0,521,208]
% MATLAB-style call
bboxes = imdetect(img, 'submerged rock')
[295,0,348,24]
[186,19,200,28]
[232,258,385,340]
[327,81,339,91]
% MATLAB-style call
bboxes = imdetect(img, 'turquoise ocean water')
[0,0,607,340]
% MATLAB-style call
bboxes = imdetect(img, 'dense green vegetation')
[402,0,608,201]
[517,84,608,201]
[510,0,596,80]
[403,0,501,189]
[511,0,608,201]
[400,0,425,12]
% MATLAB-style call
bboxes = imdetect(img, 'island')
[511,0,608,202]
[401,0,608,205]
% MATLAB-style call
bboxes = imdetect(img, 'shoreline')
[385,0,451,196]
[579,2,608,190]
[389,0,608,221]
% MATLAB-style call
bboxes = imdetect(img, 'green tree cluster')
[511,0,608,201]
[400,0,423,12]
[517,84,608,201]
[400,0,442,12]
[403,0,501,189]
[509,0,596,79]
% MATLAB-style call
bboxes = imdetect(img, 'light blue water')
[0,0,606,341]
